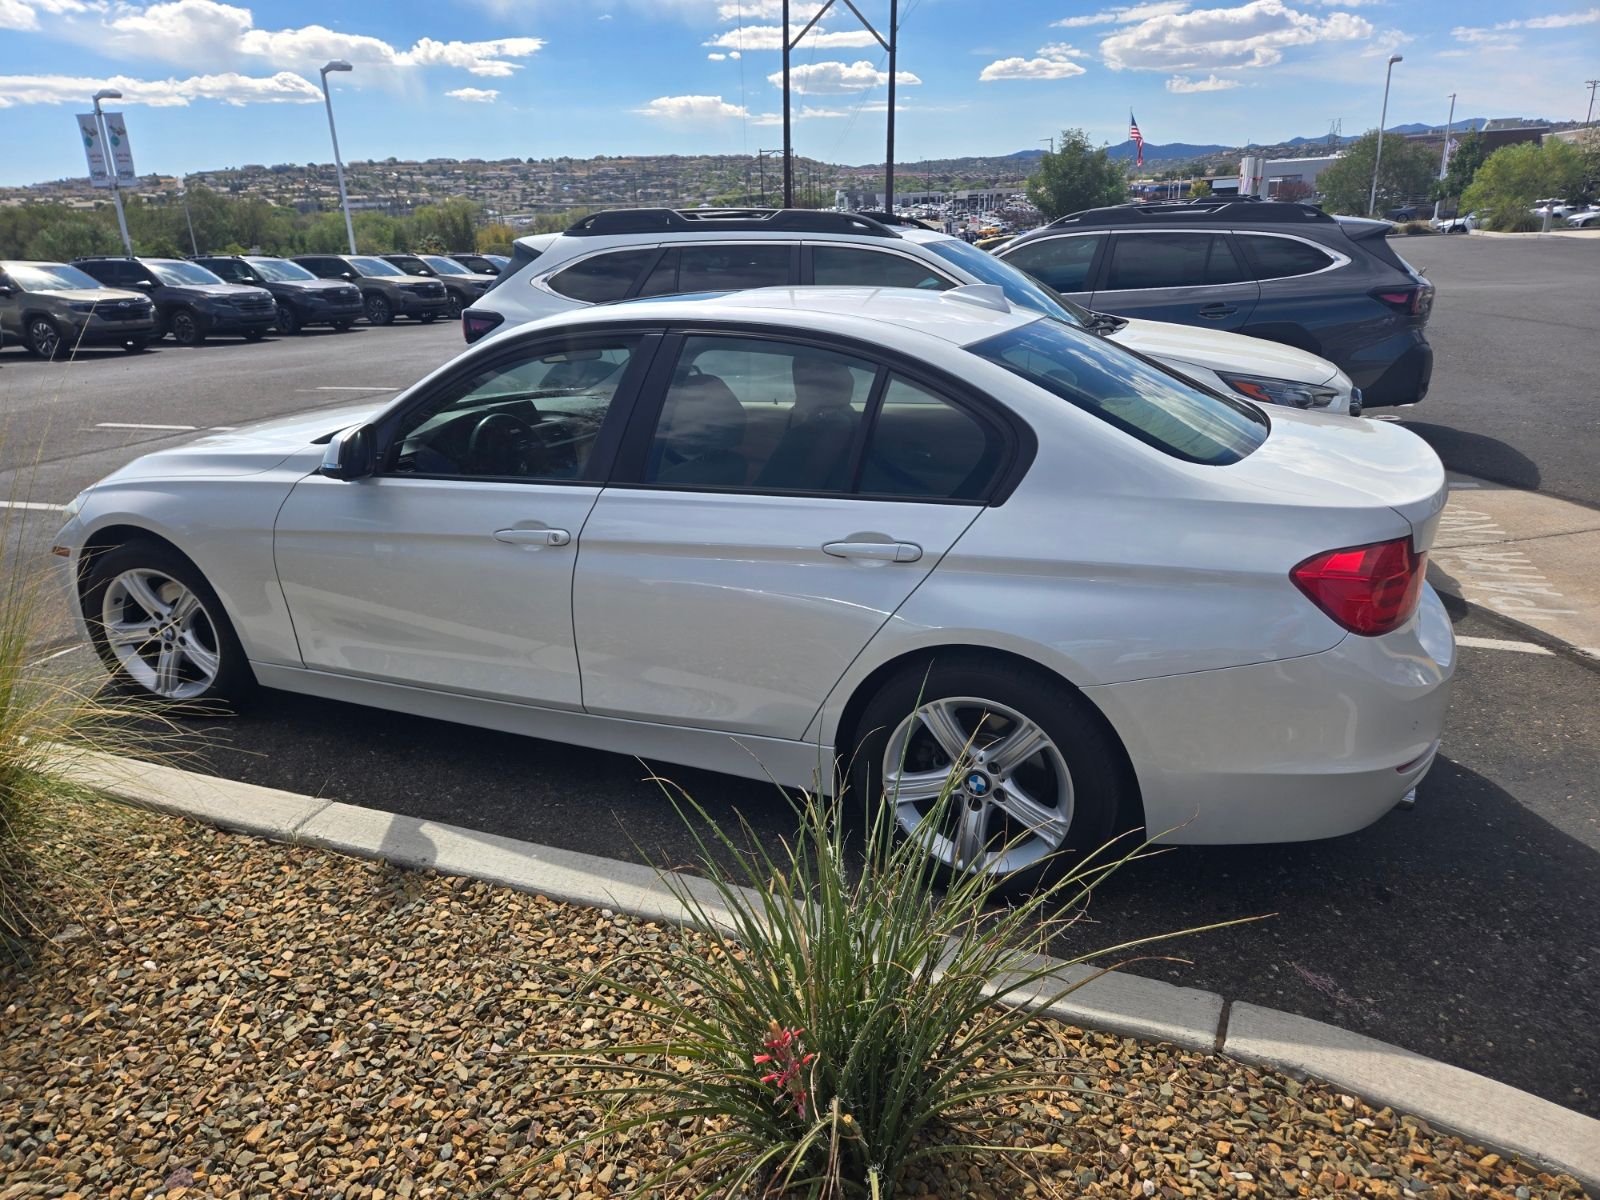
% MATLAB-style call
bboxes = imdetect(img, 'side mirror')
[341,271,356,281]
[0,282,15,296]
[318,424,377,481]
[132,279,154,290]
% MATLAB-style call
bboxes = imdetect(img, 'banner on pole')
[77,113,112,188]
[103,112,137,183]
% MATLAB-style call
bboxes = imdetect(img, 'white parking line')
[27,645,83,669]
[94,422,198,431]
[0,500,65,511]
[298,385,399,392]
[1455,635,1552,655]
[1449,482,1482,489]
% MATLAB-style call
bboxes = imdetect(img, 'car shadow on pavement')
[1405,421,1542,491]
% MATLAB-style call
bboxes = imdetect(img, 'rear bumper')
[1084,584,1455,844]
[1355,336,1433,408]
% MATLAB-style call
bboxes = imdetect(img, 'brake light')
[1370,285,1431,317]
[462,309,504,344]
[1290,537,1427,637]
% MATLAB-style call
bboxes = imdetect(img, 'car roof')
[535,285,1040,348]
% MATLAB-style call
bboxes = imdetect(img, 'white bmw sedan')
[55,286,1454,882]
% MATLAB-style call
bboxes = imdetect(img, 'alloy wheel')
[365,295,391,325]
[100,569,223,700]
[28,318,62,360]
[884,696,1075,876]
[276,307,299,335]
[171,310,201,346]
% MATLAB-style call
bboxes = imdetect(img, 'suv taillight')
[462,309,504,344]
[1291,537,1427,637]
[1370,284,1432,318]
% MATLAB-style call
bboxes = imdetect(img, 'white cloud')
[707,51,727,59]
[1053,2,1189,28]
[718,0,822,18]
[749,104,847,125]
[979,55,1088,81]
[636,93,748,119]
[0,0,95,30]
[766,60,921,94]
[1037,41,1090,57]
[445,87,499,102]
[1358,27,1412,55]
[729,49,741,58]
[1498,7,1598,28]
[1450,24,1520,49]
[1100,0,1372,71]
[0,70,321,107]
[705,23,878,49]
[1165,72,1240,90]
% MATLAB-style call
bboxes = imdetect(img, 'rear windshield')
[924,238,1086,327]
[969,320,1268,465]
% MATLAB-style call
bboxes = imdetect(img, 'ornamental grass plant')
[529,749,1246,1198]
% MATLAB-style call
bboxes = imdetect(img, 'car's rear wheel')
[26,316,66,360]
[364,294,393,326]
[82,540,255,706]
[849,656,1129,891]
[169,309,205,346]
[445,294,463,320]
[275,305,300,334]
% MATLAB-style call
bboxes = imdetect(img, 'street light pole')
[319,60,358,255]
[1433,92,1455,223]
[1368,55,1403,218]
[92,89,134,258]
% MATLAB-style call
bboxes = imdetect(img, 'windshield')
[350,256,404,277]
[422,255,470,275]
[485,254,509,266]
[148,260,225,286]
[924,239,1088,327]
[970,319,1268,466]
[248,257,316,282]
[2,262,104,291]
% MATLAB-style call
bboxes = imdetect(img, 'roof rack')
[851,210,936,230]
[565,208,900,238]
[1046,198,1332,229]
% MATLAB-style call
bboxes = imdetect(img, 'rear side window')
[859,377,1000,500]
[547,249,657,303]
[1238,234,1336,280]
[1000,234,1103,293]
[1105,233,1242,290]
[970,320,1267,466]
[812,247,951,291]
[678,244,790,292]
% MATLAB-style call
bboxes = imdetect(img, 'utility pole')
[884,0,899,214]
[1433,92,1456,222]
[781,0,793,206]
[1041,137,1054,154]
[758,149,783,206]
[1587,80,1599,126]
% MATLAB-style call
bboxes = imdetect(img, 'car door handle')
[823,541,922,563]
[493,527,570,547]
[1198,303,1237,319]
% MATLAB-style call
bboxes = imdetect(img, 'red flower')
[754,1022,817,1120]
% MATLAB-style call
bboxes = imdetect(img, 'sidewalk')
[1430,475,1600,659]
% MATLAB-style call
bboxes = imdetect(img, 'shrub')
[1491,210,1542,233]
[530,763,1243,1196]
[1463,140,1586,231]
[1396,221,1435,236]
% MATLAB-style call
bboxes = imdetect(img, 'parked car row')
[0,251,499,357]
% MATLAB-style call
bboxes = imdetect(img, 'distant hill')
[1105,139,1229,161]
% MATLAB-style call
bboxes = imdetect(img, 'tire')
[81,539,256,706]
[123,338,150,353]
[275,305,300,335]
[364,294,393,326]
[445,294,463,320]
[419,313,438,325]
[27,316,68,360]
[847,654,1131,892]
[169,308,205,347]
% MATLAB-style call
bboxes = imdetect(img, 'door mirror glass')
[0,282,15,296]
[319,424,377,481]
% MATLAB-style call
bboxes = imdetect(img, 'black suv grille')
[406,282,445,298]
[236,296,276,316]
[99,302,153,322]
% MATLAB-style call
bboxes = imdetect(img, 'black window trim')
[1232,230,1349,283]
[605,321,1034,507]
[363,326,666,488]
[995,230,1111,294]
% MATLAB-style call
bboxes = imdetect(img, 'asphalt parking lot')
[3,236,1598,1115]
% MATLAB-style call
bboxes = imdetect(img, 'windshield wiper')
[1084,311,1128,335]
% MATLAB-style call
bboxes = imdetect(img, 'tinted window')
[634,250,679,298]
[548,249,657,303]
[86,261,138,287]
[924,238,1085,325]
[860,377,999,501]
[677,244,790,292]
[247,257,316,282]
[1105,234,1246,291]
[644,335,874,492]
[970,319,1267,466]
[999,234,1104,294]
[148,260,224,286]
[350,256,404,277]
[297,258,341,277]
[1239,234,1336,280]
[205,260,254,283]
[812,247,951,291]
[389,339,638,480]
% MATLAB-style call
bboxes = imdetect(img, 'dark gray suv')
[381,253,495,320]
[74,256,277,346]
[996,199,1435,408]
[292,254,447,326]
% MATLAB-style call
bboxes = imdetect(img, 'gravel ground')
[0,805,1590,1200]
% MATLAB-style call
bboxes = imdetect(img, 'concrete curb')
[71,750,1600,1192]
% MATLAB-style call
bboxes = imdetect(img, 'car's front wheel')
[445,294,463,320]
[275,305,300,335]
[169,308,205,346]
[364,294,393,325]
[82,540,255,705]
[26,316,66,360]
[849,655,1130,891]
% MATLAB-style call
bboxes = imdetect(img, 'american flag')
[1130,111,1145,167]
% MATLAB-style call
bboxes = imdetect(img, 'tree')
[1462,139,1587,229]
[1314,130,1435,217]
[1274,180,1313,203]
[1189,179,1213,199]
[1434,129,1488,206]
[1025,129,1129,219]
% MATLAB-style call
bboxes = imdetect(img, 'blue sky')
[1,0,1594,186]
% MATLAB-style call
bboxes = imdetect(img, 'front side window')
[644,336,875,492]
[147,260,225,286]
[1103,233,1242,291]
[997,234,1104,296]
[389,339,638,480]
[970,319,1267,465]
[547,249,657,303]
[812,246,951,291]
[1238,234,1337,281]
[350,256,404,277]
[859,377,1000,500]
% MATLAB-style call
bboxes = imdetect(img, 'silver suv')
[465,208,1360,415]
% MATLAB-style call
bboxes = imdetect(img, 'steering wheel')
[466,411,538,476]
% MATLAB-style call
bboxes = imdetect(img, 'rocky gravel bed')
[0,804,1590,1200]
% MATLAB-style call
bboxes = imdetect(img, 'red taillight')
[1371,285,1431,318]
[463,309,504,344]
[1291,537,1427,637]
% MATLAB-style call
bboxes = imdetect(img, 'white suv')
[464,209,1362,416]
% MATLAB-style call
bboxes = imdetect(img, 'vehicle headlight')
[1216,371,1340,410]
[61,490,90,522]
